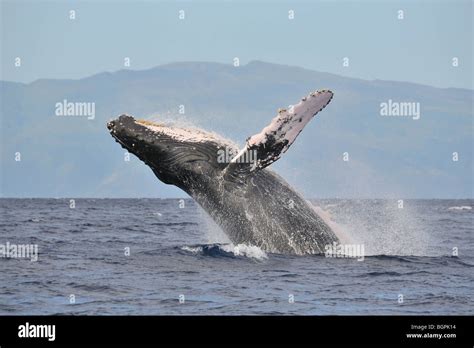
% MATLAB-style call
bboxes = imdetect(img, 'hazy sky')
[1,0,472,89]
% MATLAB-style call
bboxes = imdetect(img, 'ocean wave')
[361,254,474,267]
[151,222,198,226]
[448,206,472,211]
[181,243,267,260]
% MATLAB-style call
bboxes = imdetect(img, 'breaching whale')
[107,90,339,254]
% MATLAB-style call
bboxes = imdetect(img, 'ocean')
[0,198,472,315]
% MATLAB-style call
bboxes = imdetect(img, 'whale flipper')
[225,90,333,178]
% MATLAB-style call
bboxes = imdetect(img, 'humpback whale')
[107,90,339,254]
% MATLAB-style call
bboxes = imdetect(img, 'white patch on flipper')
[230,90,333,170]
[247,90,333,149]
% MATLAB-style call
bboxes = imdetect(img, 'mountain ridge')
[1,61,472,198]
[3,60,471,92]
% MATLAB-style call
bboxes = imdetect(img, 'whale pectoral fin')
[224,90,333,179]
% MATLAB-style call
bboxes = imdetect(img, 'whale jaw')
[106,114,232,188]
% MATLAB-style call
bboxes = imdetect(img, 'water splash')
[180,243,267,260]
[196,204,231,244]
[312,205,353,245]
[312,200,432,257]
[220,243,268,259]
[144,110,241,149]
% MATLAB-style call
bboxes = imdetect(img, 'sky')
[1,0,472,89]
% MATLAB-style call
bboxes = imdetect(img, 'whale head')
[107,114,236,189]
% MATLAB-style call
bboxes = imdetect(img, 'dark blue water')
[0,198,472,315]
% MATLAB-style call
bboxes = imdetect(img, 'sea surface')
[0,198,473,315]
